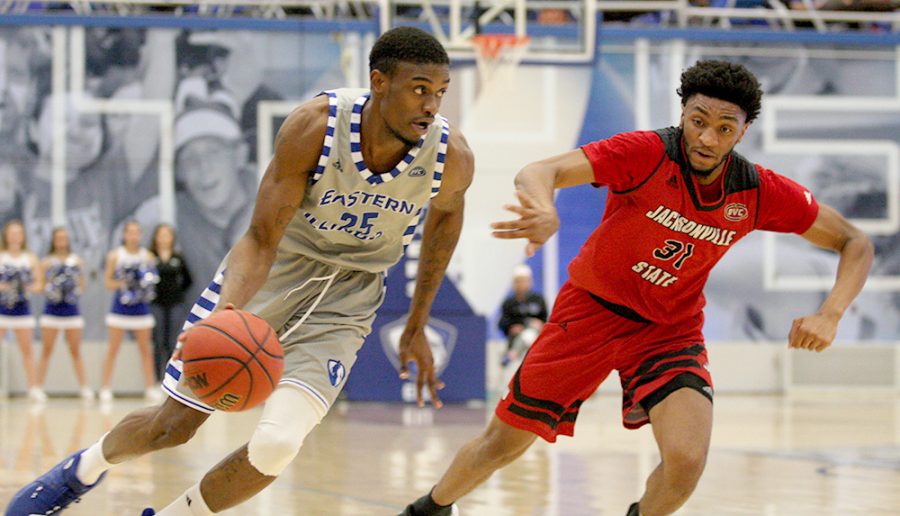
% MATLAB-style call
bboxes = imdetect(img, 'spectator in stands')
[174,104,254,305]
[148,223,192,382]
[498,264,548,366]
[99,221,159,403]
[0,219,42,400]
[36,226,93,400]
[174,30,237,116]
[0,29,45,227]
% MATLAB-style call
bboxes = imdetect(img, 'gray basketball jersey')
[278,88,448,273]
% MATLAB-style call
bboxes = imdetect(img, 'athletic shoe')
[397,503,459,516]
[28,387,47,403]
[4,449,106,515]
[80,387,95,401]
[99,388,113,403]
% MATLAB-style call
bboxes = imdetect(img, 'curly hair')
[678,60,762,123]
[369,26,449,75]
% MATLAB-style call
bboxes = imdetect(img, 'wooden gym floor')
[1,393,898,515]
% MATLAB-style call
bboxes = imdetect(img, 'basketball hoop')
[471,34,531,92]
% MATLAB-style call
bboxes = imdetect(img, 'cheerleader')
[36,227,93,400]
[0,220,42,401]
[99,221,159,402]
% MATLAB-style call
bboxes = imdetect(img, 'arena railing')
[3,0,897,27]
[0,0,896,63]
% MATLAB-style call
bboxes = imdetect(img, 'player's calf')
[104,398,209,462]
[149,386,324,515]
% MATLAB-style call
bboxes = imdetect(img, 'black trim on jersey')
[654,127,760,211]
[610,150,668,195]
[588,292,651,323]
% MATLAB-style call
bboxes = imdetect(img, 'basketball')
[181,309,284,412]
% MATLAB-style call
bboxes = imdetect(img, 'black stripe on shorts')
[507,367,584,428]
[639,372,713,416]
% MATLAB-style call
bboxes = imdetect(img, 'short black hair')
[678,60,762,123]
[369,26,449,75]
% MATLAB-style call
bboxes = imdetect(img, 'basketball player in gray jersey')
[7,27,474,516]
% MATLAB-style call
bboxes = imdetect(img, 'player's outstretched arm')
[491,149,595,257]
[215,98,327,310]
[399,128,474,409]
[789,203,874,352]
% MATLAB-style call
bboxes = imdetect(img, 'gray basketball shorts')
[162,252,386,414]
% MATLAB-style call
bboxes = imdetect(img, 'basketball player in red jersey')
[401,60,873,516]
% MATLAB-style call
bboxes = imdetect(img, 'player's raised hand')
[788,312,840,352]
[491,189,560,257]
[398,326,445,409]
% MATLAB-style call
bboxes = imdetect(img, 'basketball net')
[471,34,531,96]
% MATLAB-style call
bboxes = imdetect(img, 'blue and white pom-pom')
[0,265,30,308]
[119,264,160,305]
[45,264,81,305]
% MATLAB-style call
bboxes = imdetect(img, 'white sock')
[157,483,215,516]
[75,433,113,485]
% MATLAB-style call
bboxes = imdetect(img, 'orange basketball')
[181,309,283,412]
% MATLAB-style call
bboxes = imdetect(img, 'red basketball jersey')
[569,128,819,323]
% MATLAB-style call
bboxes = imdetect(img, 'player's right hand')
[788,312,839,352]
[398,326,445,409]
[491,189,560,257]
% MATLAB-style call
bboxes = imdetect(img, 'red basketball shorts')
[495,281,713,443]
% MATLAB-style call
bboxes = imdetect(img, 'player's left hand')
[398,327,445,409]
[788,312,840,352]
[172,303,236,361]
[491,190,560,257]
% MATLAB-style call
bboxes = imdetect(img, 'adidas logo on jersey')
[408,166,427,177]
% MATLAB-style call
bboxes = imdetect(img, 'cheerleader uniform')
[41,255,85,330]
[0,252,36,329]
[105,247,158,330]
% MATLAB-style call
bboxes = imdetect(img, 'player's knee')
[247,420,305,477]
[663,445,707,486]
[477,423,534,468]
[247,387,324,477]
